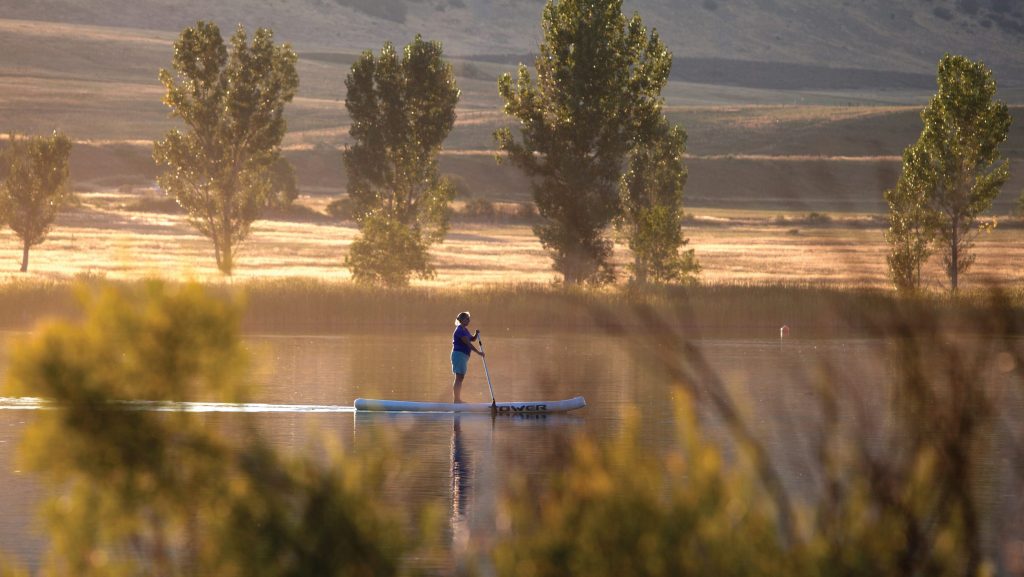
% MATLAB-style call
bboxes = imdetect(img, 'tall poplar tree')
[343,35,459,286]
[0,133,72,272]
[496,0,673,284]
[154,21,298,274]
[886,54,1010,293]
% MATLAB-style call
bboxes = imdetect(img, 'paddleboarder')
[452,311,484,403]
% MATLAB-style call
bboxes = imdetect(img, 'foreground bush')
[492,292,1022,577]
[4,281,409,576]
[494,403,789,577]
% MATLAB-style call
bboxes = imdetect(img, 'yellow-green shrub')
[5,280,408,577]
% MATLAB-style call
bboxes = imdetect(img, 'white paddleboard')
[353,396,586,414]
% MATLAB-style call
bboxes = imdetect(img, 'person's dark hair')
[455,311,471,326]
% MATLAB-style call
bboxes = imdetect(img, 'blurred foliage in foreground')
[493,292,1022,577]
[494,402,789,577]
[3,281,411,577]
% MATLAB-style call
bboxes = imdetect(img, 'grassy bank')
[1,278,1021,338]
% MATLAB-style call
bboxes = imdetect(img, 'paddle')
[477,330,497,412]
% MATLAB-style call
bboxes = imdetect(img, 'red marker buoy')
[780,325,791,338]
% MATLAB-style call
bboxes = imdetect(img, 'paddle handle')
[478,333,496,408]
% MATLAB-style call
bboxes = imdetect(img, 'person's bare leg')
[453,373,465,403]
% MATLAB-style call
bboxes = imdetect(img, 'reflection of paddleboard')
[353,396,586,414]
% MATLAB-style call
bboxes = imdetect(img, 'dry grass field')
[0,192,1019,291]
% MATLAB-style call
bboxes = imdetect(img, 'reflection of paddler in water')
[450,415,471,551]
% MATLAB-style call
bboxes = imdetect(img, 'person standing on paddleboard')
[452,311,484,403]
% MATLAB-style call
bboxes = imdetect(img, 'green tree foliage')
[154,21,299,275]
[883,147,936,292]
[346,213,434,285]
[343,35,459,286]
[4,281,407,576]
[267,156,299,209]
[619,122,699,284]
[887,54,1011,293]
[0,133,72,272]
[495,0,673,284]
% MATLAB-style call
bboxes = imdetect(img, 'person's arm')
[460,335,483,356]
[471,329,479,342]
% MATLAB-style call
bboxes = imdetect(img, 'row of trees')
[340,0,699,286]
[1,9,698,286]
[152,25,467,284]
[151,11,1011,290]
[0,4,1013,291]
[0,23,301,276]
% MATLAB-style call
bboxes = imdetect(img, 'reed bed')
[0,277,1019,338]
[238,279,1024,338]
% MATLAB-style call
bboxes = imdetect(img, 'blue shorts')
[451,351,470,375]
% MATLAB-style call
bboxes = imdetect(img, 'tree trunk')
[20,241,29,273]
[218,230,233,275]
[634,254,647,285]
[211,227,233,275]
[950,229,959,293]
[561,248,581,285]
[212,230,223,272]
[562,268,579,286]
[219,251,233,275]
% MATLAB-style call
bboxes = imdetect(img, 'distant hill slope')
[2,0,1023,87]
[3,0,1023,211]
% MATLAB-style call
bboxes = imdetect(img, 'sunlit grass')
[1,193,1020,291]
[0,190,1015,334]
[0,190,1017,334]
[0,274,1019,339]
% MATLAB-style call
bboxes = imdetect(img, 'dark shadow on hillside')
[670,58,936,90]
[469,54,937,90]
[58,206,195,237]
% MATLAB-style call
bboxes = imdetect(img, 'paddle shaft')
[478,332,496,408]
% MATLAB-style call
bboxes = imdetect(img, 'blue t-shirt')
[452,325,472,355]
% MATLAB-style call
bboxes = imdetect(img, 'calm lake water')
[1,331,1022,573]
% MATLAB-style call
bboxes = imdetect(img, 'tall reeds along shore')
[0,277,1020,337]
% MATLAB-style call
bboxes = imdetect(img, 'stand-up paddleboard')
[354,396,586,414]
